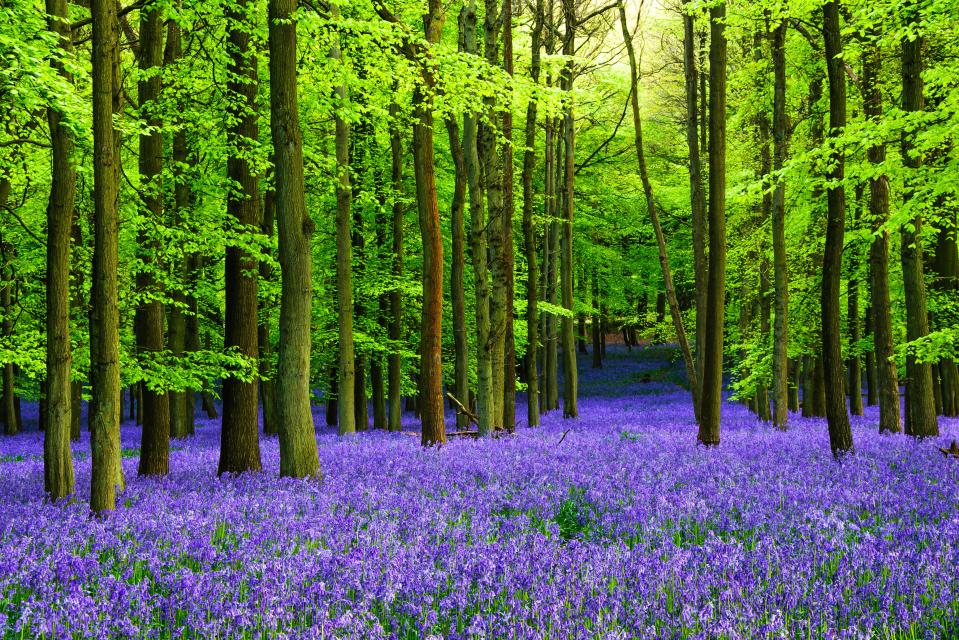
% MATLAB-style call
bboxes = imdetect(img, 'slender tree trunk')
[43,0,76,499]
[821,1,853,454]
[591,269,602,369]
[269,0,321,476]
[462,1,492,436]
[899,5,938,438]
[682,0,707,407]
[521,0,544,427]
[559,0,577,419]
[446,117,470,429]
[165,12,193,440]
[411,0,447,446]
[90,0,124,512]
[864,307,878,406]
[387,102,404,432]
[769,19,789,430]
[933,213,959,416]
[542,120,559,414]
[135,0,170,476]
[847,192,863,417]
[698,2,726,445]
[861,39,901,433]
[788,358,799,412]
[501,0,517,431]
[259,179,279,436]
[620,2,699,416]
[219,0,262,474]
[481,0,506,431]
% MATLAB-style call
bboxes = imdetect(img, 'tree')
[220,0,262,475]
[269,0,321,477]
[769,16,789,430]
[90,0,124,512]
[821,0,853,455]
[899,1,938,438]
[332,7,356,437]
[559,0,578,419]
[619,0,699,420]
[698,0,727,446]
[43,0,75,500]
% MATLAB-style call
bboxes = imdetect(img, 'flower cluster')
[1,348,957,639]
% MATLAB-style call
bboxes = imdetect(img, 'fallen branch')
[557,428,572,446]
[446,392,479,426]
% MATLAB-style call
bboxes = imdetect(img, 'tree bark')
[387,102,404,432]
[521,0,544,427]
[620,1,699,417]
[446,116,470,430]
[462,1,492,436]
[135,0,170,476]
[698,2,727,445]
[90,0,124,512]
[43,0,76,499]
[682,0,707,406]
[821,1,853,454]
[847,191,863,417]
[559,0,577,419]
[769,19,789,430]
[411,0,447,446]
[219,0,262,475]
[259,179,279,436]
[900,4,938,437]
[933,213,959,416]
[269,0,321,476]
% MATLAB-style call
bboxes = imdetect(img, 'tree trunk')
[591,269,602,369]
[462,1,492,436]
[542,120,559,414]
[769,19,789,430]
[501,0,517,431]
[219,0,262,475]
[698,2,726,445]
[446,116,470,429]
[862,35,901,433]
[847,194,863,417]
[682,0,707,410]
[899,5,938,438]
[411,0,447,446]
[821,1,853,454]
[864,307,878,406]
[134,0,171,476]
[43,0,76,499]
[933,213,959,416]
[521,0,544,427]
[269,0,321,476]
[620,2,699,417]
[90,0,125,512]
[387,102,404,432]
[165,12,194,440]
[560,0,577,419]
[259,179,279,436]
[332,4,355,438]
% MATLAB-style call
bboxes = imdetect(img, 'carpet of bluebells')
[2,347,959,639]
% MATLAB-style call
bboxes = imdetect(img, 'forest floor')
[2,346,959,639]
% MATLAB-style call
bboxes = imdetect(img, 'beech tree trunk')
[411,0,447,446]
[899,5,938,438]
[933,214,959,416]
[446,116,470,429]
[43,0,76,500]
[620,2,699,417]
[259,180,279,436]
[90,0,124,512]
[698,2,727,445]
[462,0,492,437]
[135,0,171,476]
[521,0,544,427]
[559,0,577,419]
[269,0,321,476]
[770,19,789,429]
[164,11,194,440]
[682,0,707,407]
[219,0,262,475]
[387,102,404,432]
[821,1,853,454]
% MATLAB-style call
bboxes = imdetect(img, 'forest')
[1,0,958,636]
